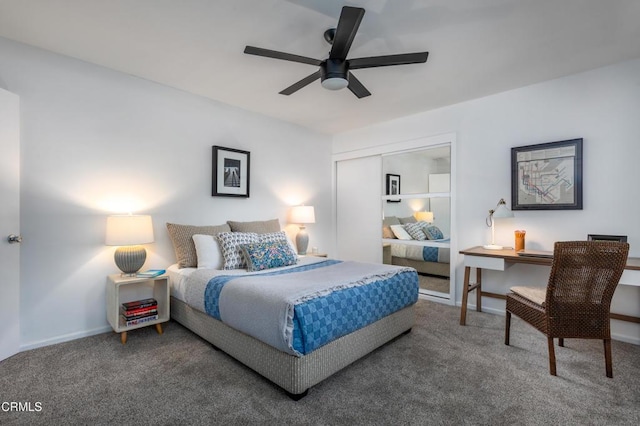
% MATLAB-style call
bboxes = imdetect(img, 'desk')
[459,246,640,325]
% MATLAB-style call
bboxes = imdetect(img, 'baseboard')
[456,302,640,346]
[19,325,112,352]
[419,292,455,306]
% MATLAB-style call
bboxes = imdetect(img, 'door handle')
[7,234,22,244]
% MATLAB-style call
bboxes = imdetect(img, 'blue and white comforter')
[184,258,418,356]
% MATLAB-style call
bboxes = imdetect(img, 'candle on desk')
[515,230,526,252]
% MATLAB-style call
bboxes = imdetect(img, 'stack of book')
[120,298,158,326]
[136,269,165,278]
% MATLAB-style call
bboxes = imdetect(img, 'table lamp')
[290,205,315,255]
[106,214,154,275]
[414,211,434,223]
[483,198,514,250]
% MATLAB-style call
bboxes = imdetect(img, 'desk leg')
[476,268,482,312]
[460,267,471,325]
[460,267,483,326]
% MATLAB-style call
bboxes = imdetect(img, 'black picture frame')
[511,138,583,210]
[385,174,401,203]
[212,146,250,198]
[587,234,627,243]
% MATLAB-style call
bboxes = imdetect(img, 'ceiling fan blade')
[347,72,371,98]
[244,46,322,66]
[348,52,429,69]
[329,6,365,60]
[279,70,322,95]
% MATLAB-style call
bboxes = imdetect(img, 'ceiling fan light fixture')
[321,58,349,90]
[321,77,349,90]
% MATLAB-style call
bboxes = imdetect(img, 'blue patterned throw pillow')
[423,225,444,240]
[240,241,298,272]
[218,232,259,269]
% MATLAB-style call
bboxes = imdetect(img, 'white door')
[0,88,20,361]
[336,156,381,262]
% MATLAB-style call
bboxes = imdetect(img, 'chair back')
[545,241,629,337]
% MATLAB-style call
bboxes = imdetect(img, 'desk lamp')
[483,198,514,250]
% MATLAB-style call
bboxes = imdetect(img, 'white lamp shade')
[414,211,434,223]
[290,205,316,224]
[492,203,514,219]
[105,215,154,246]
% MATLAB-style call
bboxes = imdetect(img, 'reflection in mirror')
[382,145,451,297]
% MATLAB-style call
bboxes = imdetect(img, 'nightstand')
[304,252,328,258]
[106,274,170,344]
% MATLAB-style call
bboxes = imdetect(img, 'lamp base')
[114,245,147,275]
[483,244,504,250]
[296,226,309,255]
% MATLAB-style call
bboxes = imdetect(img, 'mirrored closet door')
[381,146,452,299]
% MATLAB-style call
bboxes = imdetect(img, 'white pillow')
[192,234,223,269]
[390,224,412,240]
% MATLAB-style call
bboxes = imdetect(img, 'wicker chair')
[505,241,629,378]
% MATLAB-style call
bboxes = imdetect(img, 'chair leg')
[604,339,613,378]
[558,338,564,347]
[505,311,511,345]
[547,337,557,376]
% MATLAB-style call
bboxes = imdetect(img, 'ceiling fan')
[244,6,429,98]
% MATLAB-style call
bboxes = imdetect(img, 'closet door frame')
[332,133,457,305]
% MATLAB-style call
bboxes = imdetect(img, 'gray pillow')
[166,223,231,268]
[404,222,427,240]
[227,219,280,234]
[398,216,417,224]
[383,216,401,226]
[383,216,401,239]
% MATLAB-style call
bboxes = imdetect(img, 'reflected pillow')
[403,222,427,240]
[382,226,396,239]
[240,241,298,272]
[424,225,444,240]
[390,224,412,240]
[398,216,417,224]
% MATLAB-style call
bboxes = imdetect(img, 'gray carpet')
[1,300,639,425]
[418,274,450,294]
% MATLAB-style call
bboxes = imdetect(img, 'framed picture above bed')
[385,174,401,203]
[212,146,250,198]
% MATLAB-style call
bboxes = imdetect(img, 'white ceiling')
[1,0,639,135]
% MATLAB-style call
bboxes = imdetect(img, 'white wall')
[333,59,640,343]
[0,37,333,349]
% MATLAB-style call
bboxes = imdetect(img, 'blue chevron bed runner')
[197,260,418,356]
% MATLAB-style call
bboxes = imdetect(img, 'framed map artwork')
[511,138,582,210]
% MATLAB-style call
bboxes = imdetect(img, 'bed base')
[170,297,415,399]
[391,256,450,277]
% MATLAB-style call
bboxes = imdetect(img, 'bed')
[166,220,419,399]
[382,216,450,278]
